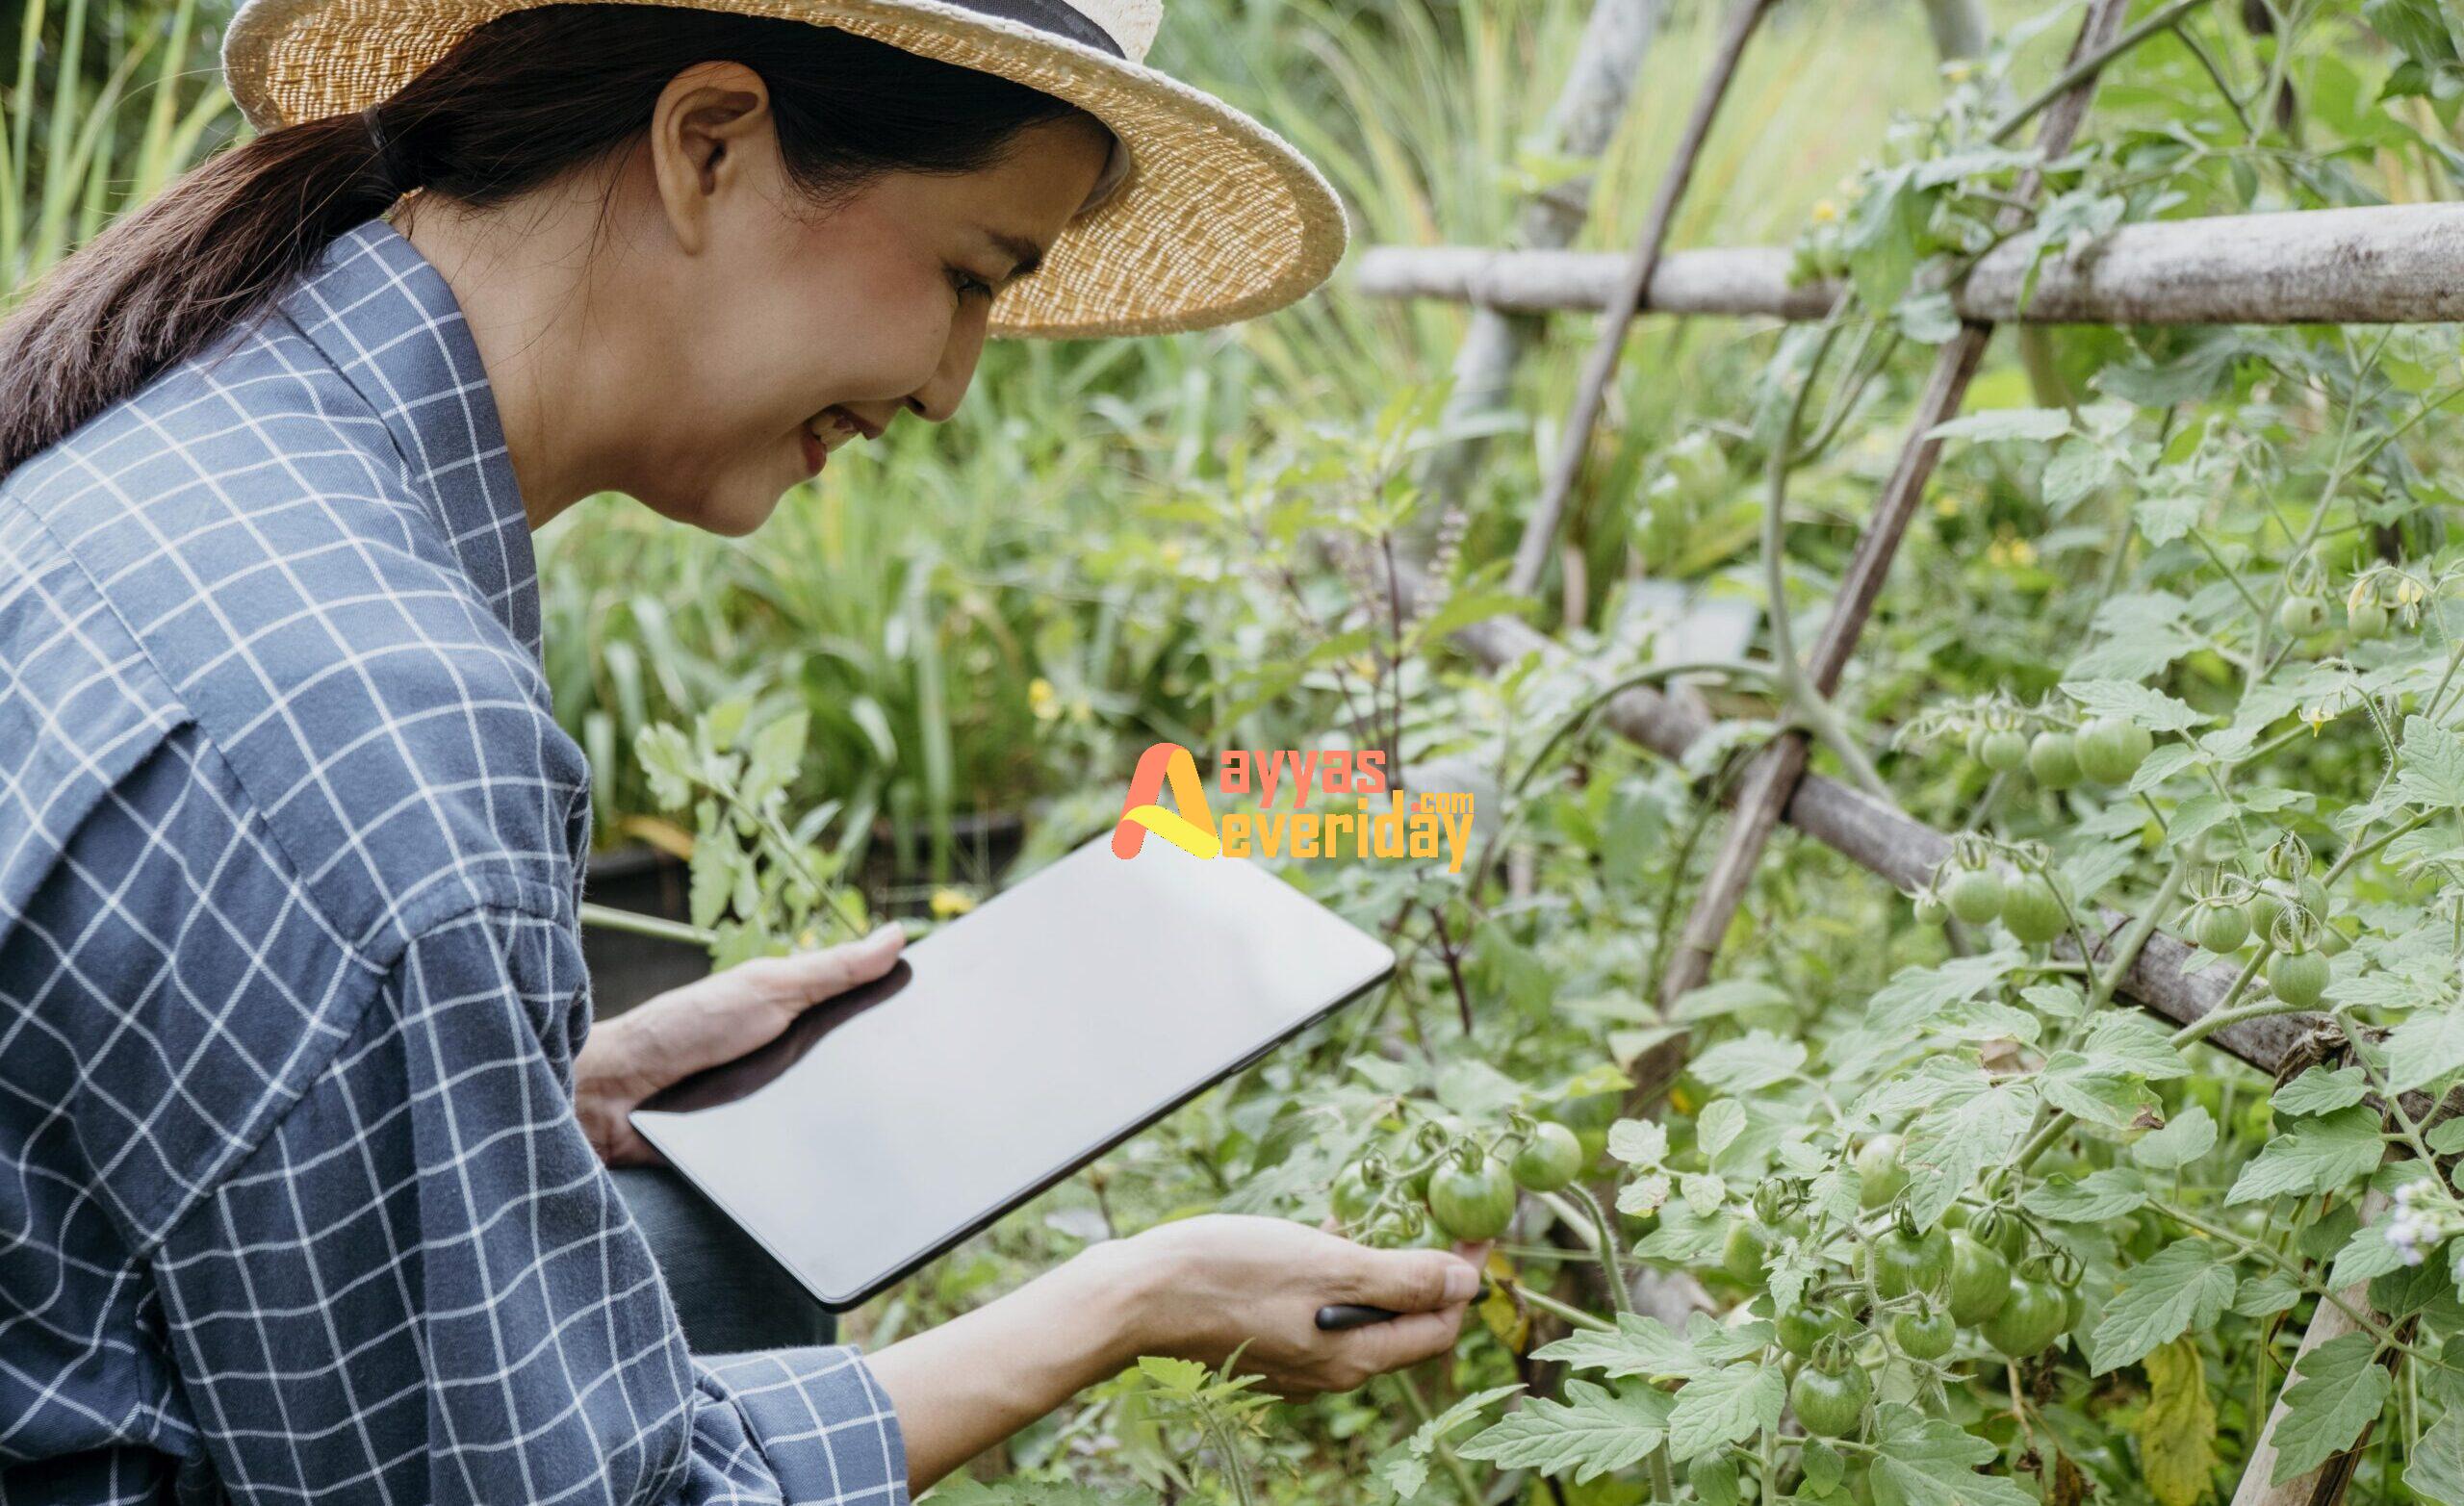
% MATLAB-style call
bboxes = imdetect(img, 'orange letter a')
[1114,742,1222,859]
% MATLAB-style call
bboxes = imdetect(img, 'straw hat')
[219,0,1349,337]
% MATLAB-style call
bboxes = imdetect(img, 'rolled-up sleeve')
[146,902,910,1506]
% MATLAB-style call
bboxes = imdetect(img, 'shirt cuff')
[697,1347,911,1506]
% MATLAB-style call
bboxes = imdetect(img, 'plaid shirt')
[0,217,910,1506]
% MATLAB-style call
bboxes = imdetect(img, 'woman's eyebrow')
[982,228,1047,281]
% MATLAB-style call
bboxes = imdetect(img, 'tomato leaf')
[2274,1066,2371,1116]
[2058,678,2210,732]
[2133,1105,2219,1171]
[2406,1406,2464,1506]
[1665,1363,1782,1463]
[2270,1332,2392,1483]
[2226,1106,2387,1205]
[2394,715,2464,811]
[1867,1405,2035,1506]
[1530,1313,1707,1381]
[2023,1167,2149,1223]
[2136,1338,2220,1506]
[1690,1031,1807,1093]
[1456,1380,1674,1484]
[2089,1239,2238,1375]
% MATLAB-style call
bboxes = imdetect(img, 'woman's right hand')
[1105,1212,1487,1394]
[870,1213,1486,1493]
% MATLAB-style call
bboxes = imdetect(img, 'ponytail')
[0,4,1094,478]
[0,110,406,475]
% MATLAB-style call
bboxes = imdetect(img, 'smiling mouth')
[807,404,881,445]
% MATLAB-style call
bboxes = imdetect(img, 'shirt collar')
[272,216,543,662]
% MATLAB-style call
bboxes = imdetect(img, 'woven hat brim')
[219,0,1352,338]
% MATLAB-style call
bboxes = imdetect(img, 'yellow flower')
[2300,703,2335,736]
[1159,541,1186,567]
[2347,576,2376,613]
[2008,537,2039,569]
[930,887,977,918]
[1934,495,1962,518]
[1028,676,1059,721]
[1810,198,1839,224]
[2397,575,2427,606]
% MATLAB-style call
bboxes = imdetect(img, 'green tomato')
[1789,1358,1872,1439]
[2269,949,2330,1008]
[2077,717,2154,785]
[2027,730,2081,789]
[1723,1217,1781,1286]
[1944,868,2005,926]
[2278,594,2327,637]
[1510,1123,1585,1194]
[1332,1165,1381,1225]
[2319,923,2351,957]
[1427,1157,1518,1241]
[1893,1306,1957,1362]
[2348,599,2390,639]
[2246,884,2287,946]
[1856,1134,1908,1211]
[1945,1231,2012,1325]
[1981,1276,2068,1358]
[1913,891,1949,926]
[2000,875,2066,945]
[2194,904,2248,955]
[1979,728,2028,775]
[1869,1224,1952,1301]
[1974,1208,2031,1264]
[1777,1306,1850,1359]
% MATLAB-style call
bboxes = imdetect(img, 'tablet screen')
[628,832,1396,1310]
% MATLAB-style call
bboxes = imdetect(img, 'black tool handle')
[1314,1303,1400,1331]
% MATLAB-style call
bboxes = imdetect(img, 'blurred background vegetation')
[3,0,1970,906]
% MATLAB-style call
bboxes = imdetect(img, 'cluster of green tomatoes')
[1910,834,2075,946]
[1723,1138,2080,1441]
[1960,709,2154,794]
[2180,832,2345,1008]
[1330,1108,1604,1247]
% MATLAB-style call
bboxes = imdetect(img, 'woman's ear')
[647,60,776,256]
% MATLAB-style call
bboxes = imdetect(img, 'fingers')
[1336,1244,1482,1314]
[735,921,905,1011]
[1322,1304,1471,1388]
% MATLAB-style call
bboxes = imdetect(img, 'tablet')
[629,831,1398,1311]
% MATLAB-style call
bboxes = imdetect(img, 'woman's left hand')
[574,922,907,1165]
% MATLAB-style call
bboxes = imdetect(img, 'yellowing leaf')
[2137,1339,2218,1506]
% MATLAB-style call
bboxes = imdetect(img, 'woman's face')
[618,62,1112,536]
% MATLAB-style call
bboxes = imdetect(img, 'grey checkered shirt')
[0,217,911,1505]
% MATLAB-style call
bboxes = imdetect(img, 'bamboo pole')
[1656,0,2133,1015]
[1506,0,1779,597]
[1353,203,2464,326]
[1418,0,1665,523]
[2227,1192,2396,1506]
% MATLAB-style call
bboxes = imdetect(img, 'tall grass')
[2,0,232,299]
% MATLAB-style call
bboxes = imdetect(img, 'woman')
[0,2,1483,1501]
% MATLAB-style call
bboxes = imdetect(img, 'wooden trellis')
[1352,2,2462,1502]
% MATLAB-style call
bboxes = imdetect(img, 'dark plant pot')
[581,809,1032,1017]
[581,843,708,1018]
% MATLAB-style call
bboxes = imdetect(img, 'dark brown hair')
[0,4,1100,475]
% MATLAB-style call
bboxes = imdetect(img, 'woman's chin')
[640,477,785,538]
